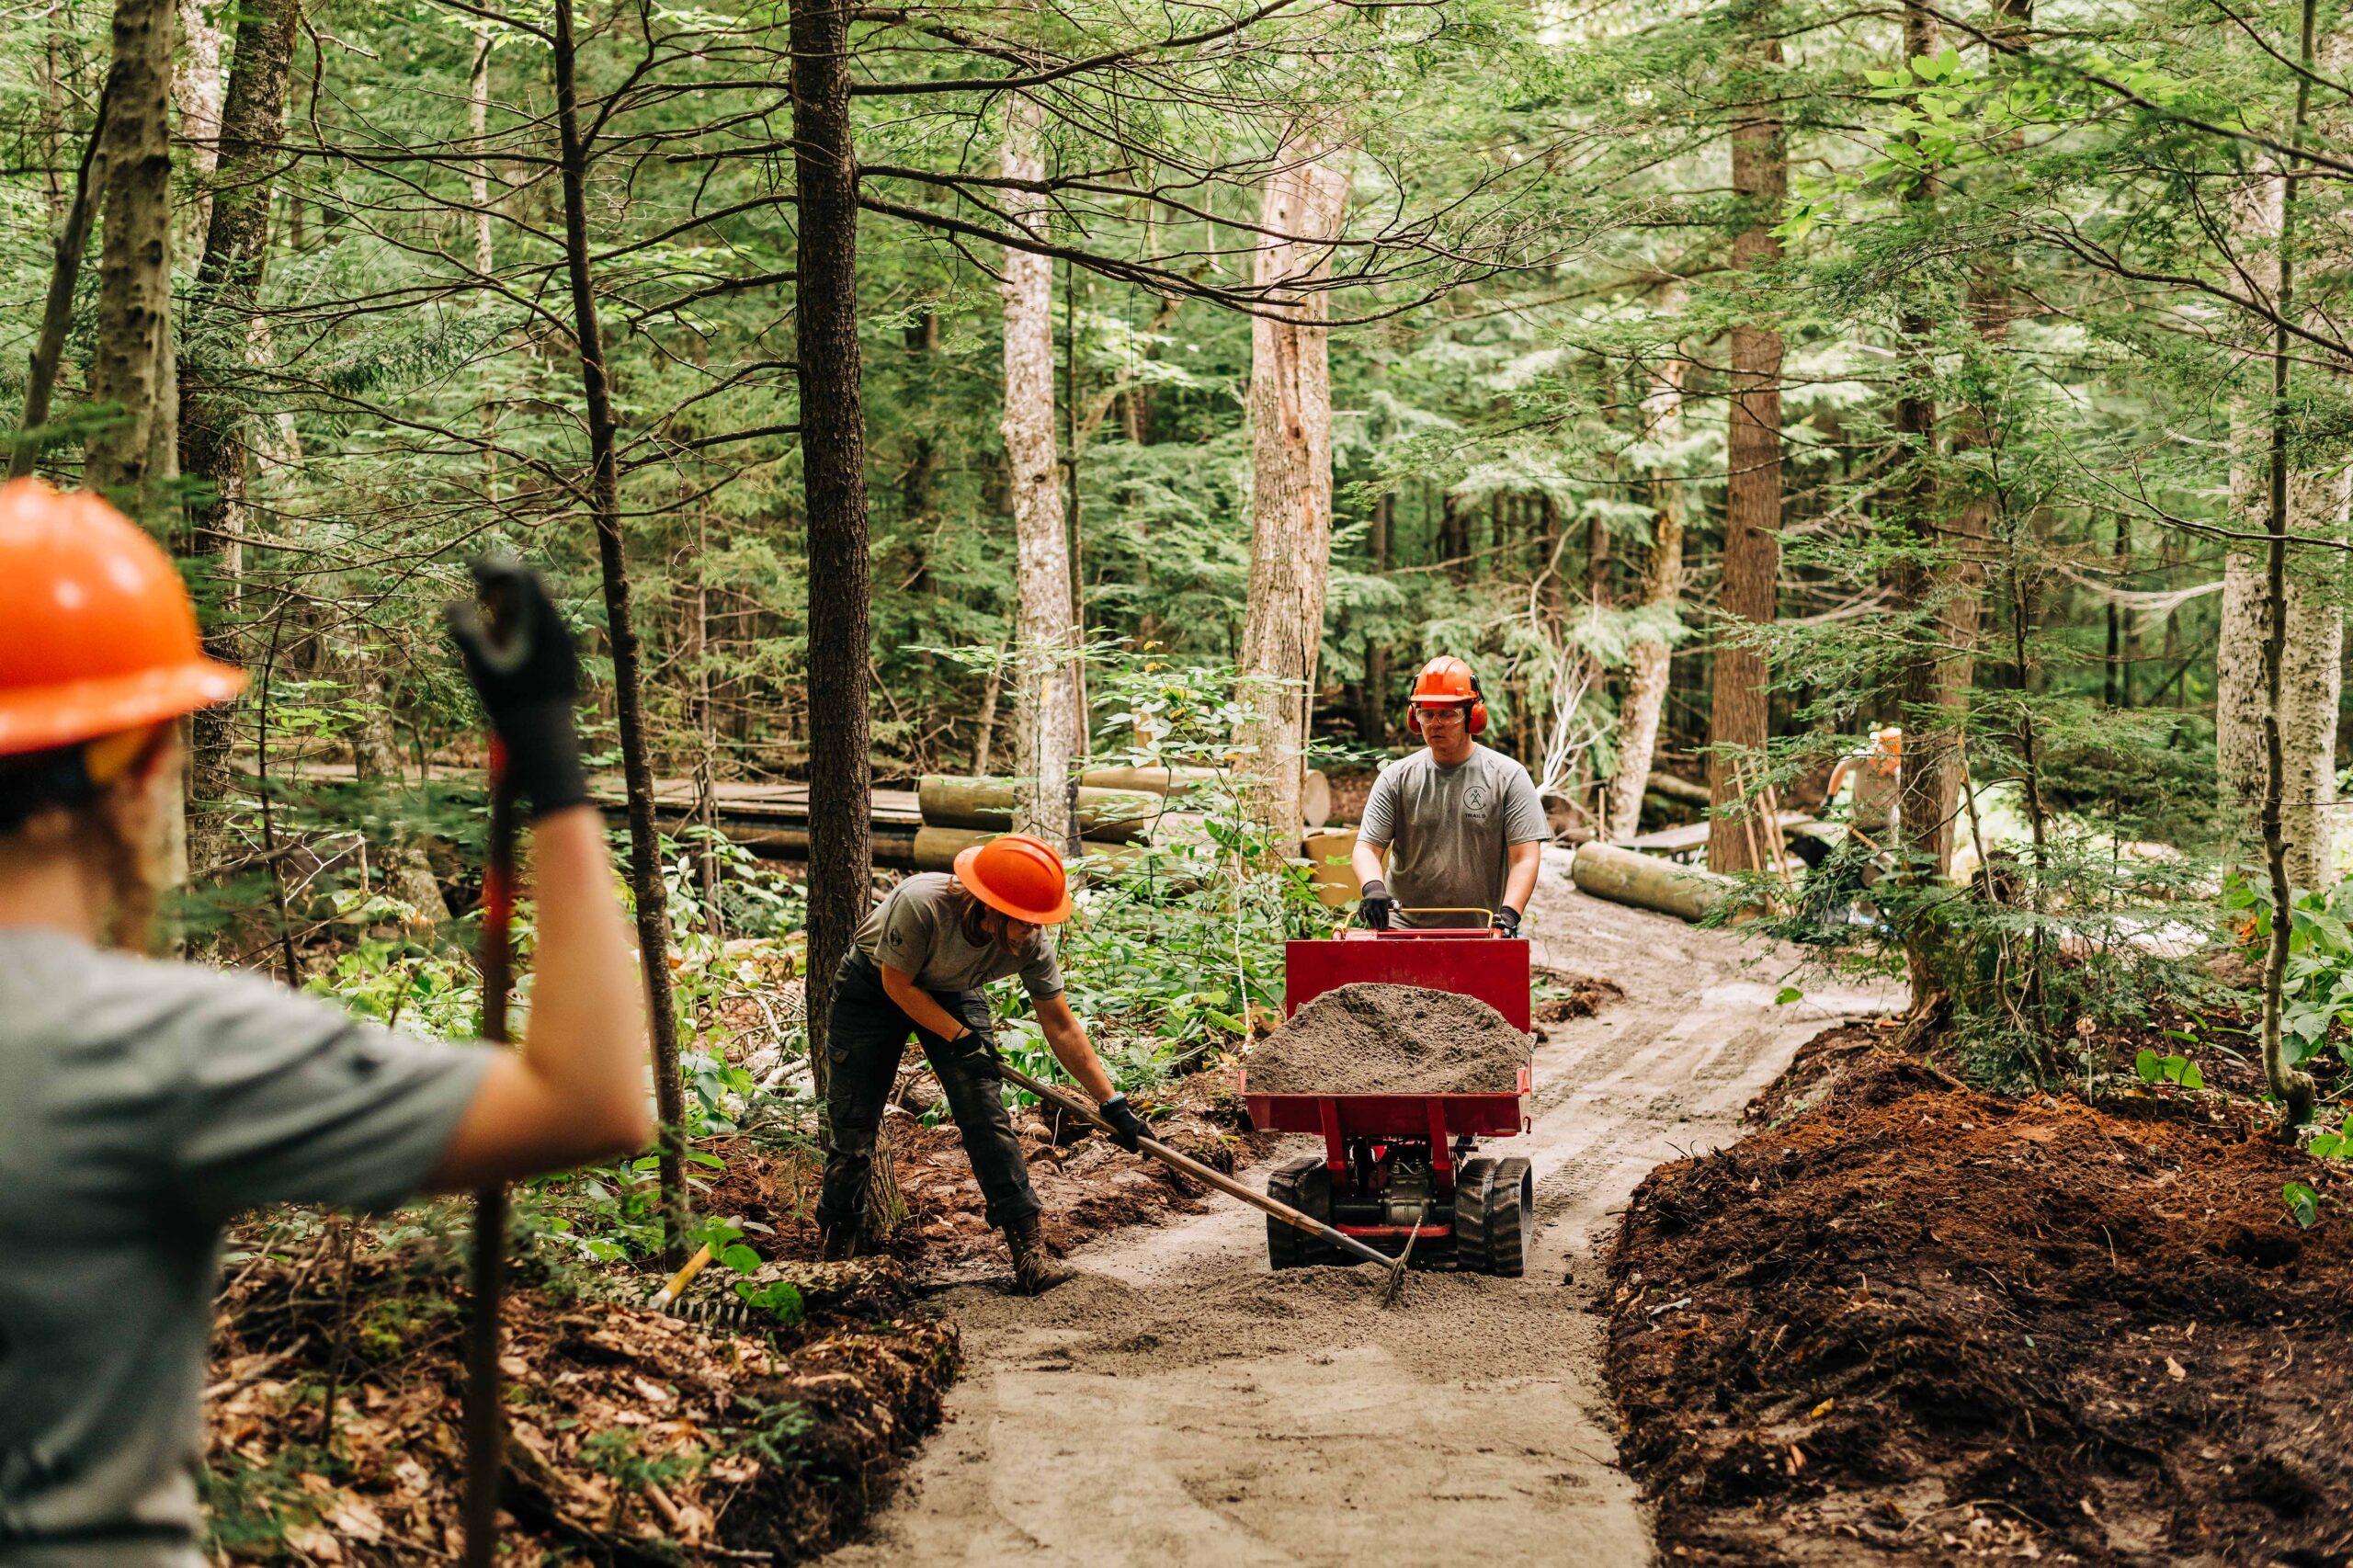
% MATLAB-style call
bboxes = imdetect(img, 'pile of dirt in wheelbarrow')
[1245,983,1530,1095]
[1607,1032,2353,1566]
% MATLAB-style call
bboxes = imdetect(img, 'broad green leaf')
[2283,1182,2320,1230]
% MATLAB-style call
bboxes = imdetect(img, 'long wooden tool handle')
[991,1061,1394,1270]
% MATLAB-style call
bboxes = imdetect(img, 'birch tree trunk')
[1236,135,1351,844]
[1705,43,1785,874]
[470,33,498,498]
[1000,94,1080,851]
[173,0,223,224]
[85,0,177,512]
[2219,165,2344,893]
[1607,340,1688,841]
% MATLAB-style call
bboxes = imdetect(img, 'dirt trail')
[821,848,1898,1568]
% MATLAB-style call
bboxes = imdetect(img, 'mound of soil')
[1608,1037,2353,1567]
[1245,983,1531,1094]
[1533,969,1627,1036]
[205,1234,957,1563]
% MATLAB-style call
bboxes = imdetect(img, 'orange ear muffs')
[1404,689,1488,737]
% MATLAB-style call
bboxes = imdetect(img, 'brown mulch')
[205,1236,957,1564]
[1533,969,1627,1038]
[1608,1035,2353,1567]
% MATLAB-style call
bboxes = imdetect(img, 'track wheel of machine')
[1267,1154,1334,1269]
[1453,1157,1535,1277]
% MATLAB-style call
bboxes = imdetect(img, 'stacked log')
[1077,764,1333,829]
[915,776,1162,844]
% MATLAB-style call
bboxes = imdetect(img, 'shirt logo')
[1464,782,1492,816]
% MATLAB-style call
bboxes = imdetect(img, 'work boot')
[818,1222,859,1263]
[1002,1216,1069,1295]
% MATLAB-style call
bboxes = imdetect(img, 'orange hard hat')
[0,479,245,757]
[954,832,1074,925]
[1406,655,1488,736]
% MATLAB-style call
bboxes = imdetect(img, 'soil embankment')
[818,847,1896,1567]
[1245,981,1530,1093]
[1608,1028,2353,1566]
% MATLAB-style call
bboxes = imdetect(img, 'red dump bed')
[1281,928,1532,1031]
[1241,928,1535,1138]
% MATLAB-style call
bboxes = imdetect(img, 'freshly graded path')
[822,849,1898,1568]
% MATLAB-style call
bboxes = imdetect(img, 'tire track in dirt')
[820,849,1897,1568]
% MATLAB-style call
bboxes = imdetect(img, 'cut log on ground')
[1570,841,1760,924]
[917,775,1160,842]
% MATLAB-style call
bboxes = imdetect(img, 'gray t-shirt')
[852,872,1064,999]
[0,929,494,1563]
[1357,744,1551,927]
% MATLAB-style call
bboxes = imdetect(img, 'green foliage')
[2282,1181,2321,1231]
[2228,876,2353,1071]
[2133,1049,2204,1090]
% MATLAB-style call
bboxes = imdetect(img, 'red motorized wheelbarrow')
[1240,921,1535,1277]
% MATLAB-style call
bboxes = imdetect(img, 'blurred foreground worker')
[1351,656,1549,933]
[0,481,652,1566]
[815,833,1148,1293]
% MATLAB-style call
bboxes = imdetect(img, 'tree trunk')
[789,0,874,1132]
[173,0,224,221]
[470,32,497,497]
[1236,135,1351,844]
[1705,40,1785,874]
[1358,487,1392,744]
[2219,166,2343,895]
[2256,0,2328,1129]
[177,0,300,882]
[1608,342,1688,842]
[85,0,177,514]
[552,0,688,1259]
[999,94,1079,852]
[15,78,110,479]
[1889,0,1963,1005]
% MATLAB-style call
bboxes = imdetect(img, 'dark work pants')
[814,949,1042,1233]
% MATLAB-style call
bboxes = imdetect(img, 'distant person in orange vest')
[813,834,1148,1293]
[1350,656,1550,934]
[1819,726,1903,837]
[0,481,652,1565]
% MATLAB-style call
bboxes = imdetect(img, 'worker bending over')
[1351,656,1550,933]
[815,835,1147,1293]
[0,482,653,1566]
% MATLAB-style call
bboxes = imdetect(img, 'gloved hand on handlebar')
[1491,905,1523,938]
[1098,1095,1150,1153]
[1358,880,1393,931]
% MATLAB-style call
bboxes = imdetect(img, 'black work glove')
[943,1025,1001,1082]
[1491,905,1522,938]
[1359,879,1393,931]
[1098,1095,1150,1153]
[447,557,589,820]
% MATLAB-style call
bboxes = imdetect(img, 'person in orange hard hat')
[0,480,652,1566]
[1819,726,1903,837]
[817,834,1145,1292]
[1351,655,1551,934]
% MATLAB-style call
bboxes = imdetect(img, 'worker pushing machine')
[815,834,1148,1293]
[1351,655,1551,934]
[0,481,653,1565]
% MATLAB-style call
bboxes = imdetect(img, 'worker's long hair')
[0,728,170,955]
[949,881,1027,954]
